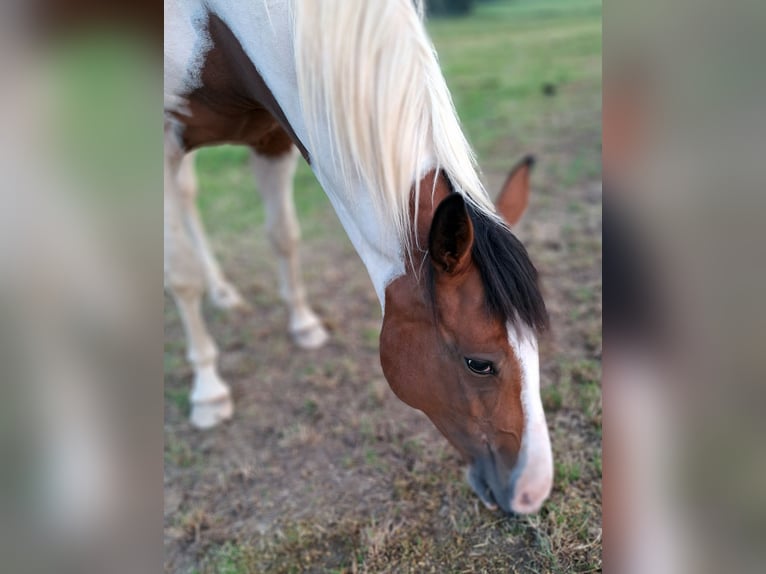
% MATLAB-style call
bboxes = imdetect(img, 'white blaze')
[507,325,553,514]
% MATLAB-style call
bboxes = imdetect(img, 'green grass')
[200,542,256,574]
[556,460,583,485]
[429,0,602,163]
[302,398,319,419]
[165,433,198,468]
[164,387,189,415]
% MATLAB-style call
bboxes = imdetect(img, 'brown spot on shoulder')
[251,124,294,157]
[171,11,309,162]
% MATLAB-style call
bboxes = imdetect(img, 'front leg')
[250,146,329,349]
[165,136,233,428]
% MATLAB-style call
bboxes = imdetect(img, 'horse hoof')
[190,397,234,429]
[291,323,329,350]
[209,282,248,311]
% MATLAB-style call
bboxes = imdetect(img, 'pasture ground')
[164,1,602,571]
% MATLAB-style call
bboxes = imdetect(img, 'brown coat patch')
[170,13,307,160]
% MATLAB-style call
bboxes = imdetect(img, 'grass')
[199,542,256,574]
[166,0,602,572]
[429,0,601,166]
[165,433,198,468]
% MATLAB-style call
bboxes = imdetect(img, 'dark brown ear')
[496,154,535,225]
[429,194,474,275]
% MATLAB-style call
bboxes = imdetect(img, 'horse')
[164,0,552,515]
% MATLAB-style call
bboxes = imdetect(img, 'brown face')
[380,162,552,514]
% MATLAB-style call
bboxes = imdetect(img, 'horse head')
[380,157,552,514]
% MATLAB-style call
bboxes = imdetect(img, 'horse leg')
[250,147,329,349]
[176,152,247,310]
[165,137,233,428]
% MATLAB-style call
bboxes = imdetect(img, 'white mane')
[292,0,499,256]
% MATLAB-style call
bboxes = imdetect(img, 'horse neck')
[204,0,434,311]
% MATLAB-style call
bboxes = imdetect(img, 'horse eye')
[465,358,495,376]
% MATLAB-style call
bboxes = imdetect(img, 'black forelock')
[465,201,549,335]
[425,185,548,336]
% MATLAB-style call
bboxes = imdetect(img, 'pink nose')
[509,447,553,514]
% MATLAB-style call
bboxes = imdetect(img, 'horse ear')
[429,194,474,275]
[496,154,535,225]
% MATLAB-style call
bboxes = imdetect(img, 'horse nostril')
[520,492,531,506]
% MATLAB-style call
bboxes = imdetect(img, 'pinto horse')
[165,0,552,514]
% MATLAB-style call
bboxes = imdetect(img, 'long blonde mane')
[292,0,499,256]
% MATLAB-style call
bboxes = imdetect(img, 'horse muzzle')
[466,445,552,515]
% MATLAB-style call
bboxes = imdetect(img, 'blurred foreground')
[604,0,766,572]
[0,2,162,573]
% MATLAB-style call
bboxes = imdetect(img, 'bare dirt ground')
[164,149,601,573]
